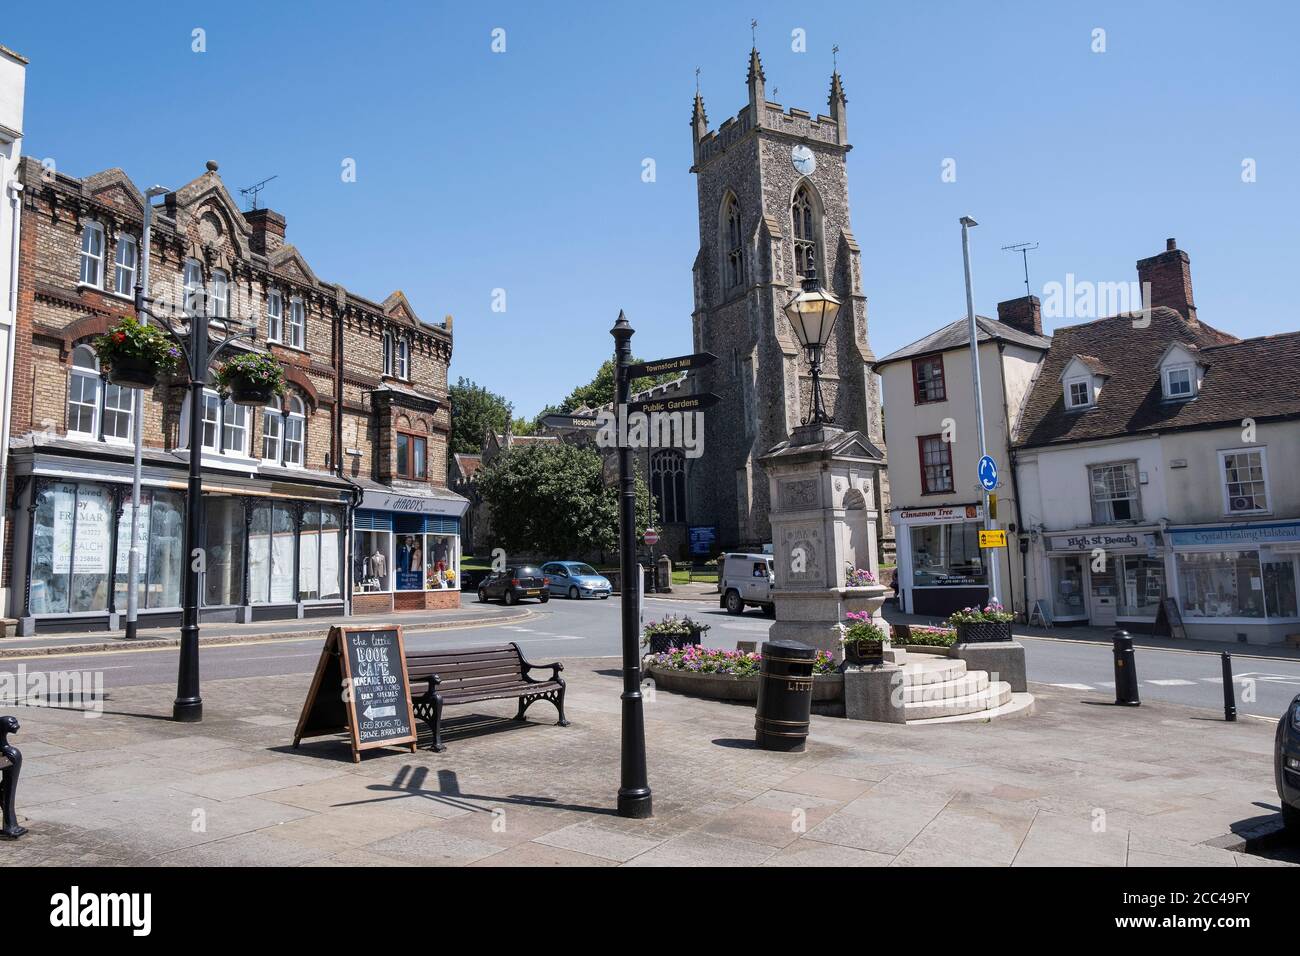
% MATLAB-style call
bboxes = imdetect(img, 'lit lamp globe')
[782,267,842,424]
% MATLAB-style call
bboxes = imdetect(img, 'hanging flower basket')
[94,317,180,390]
[216,352,286,406]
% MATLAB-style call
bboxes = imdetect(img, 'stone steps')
[904,680,1013,721]
[902,670,989,704]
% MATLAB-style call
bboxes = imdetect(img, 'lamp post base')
[124,620,138,640]
[617,789,653,819]
[172,699,203,722]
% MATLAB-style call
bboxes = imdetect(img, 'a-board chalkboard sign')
[293,625,419,762]
[1157,598,1187,640]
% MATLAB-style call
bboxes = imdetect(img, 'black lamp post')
[782,266,843,425]
[138,284,257,722]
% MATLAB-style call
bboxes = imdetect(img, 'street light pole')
[612,311,651,819]
[174,305,210,722]
[126,185,170,640]
[960,216,1001,605]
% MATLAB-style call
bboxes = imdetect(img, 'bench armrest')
[519,656,564,681]
[411,674,441,701]
[0,715,18,749]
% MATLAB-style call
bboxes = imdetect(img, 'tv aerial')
[239,175,278,211]
[1002,241,1038,298]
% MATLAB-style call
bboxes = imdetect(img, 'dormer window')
[1163,365,1194,400]
[1065,377,1092,410]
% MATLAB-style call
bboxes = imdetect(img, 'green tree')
[477,443,652,557]
[556,358,679,414]
[448,377,514,457]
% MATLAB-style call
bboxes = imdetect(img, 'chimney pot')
[1166,238,1177,251]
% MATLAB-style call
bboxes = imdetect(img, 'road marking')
[1048,683,1094,691]
[1146,679,1197,686]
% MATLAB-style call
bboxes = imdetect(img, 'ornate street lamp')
[782,266,842,425]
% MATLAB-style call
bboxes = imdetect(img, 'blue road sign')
[978,455,999,491]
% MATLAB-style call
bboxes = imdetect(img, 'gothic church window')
[792,183,818,279]
[722,195,743,291]
[651,450,687,524]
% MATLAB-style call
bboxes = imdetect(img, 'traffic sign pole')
[961,216,1001,606]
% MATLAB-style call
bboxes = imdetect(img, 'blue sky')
[8,1,1298,417]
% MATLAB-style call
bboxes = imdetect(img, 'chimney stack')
[244,207,286,256]
[996,295,1042,337]
[1136,237,1197,324]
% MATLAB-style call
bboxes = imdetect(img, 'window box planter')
[955,620,1013,643]
[647,625,707,654]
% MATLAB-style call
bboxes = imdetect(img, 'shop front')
[891,503,991,616]
[1167,520,1300,644]
[1041,526,1165,631]
[351,480,468,614]
[9,438,353,634]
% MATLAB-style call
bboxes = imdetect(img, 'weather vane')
[751,18,758,44]
[695,66,700,93]
[833,44,839,69]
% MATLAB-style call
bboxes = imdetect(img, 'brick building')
[686,49,889,553]
[5,157,465,633]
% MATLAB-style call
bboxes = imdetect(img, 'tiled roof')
[1011,307,1300,449]
[453,453,482,478]
[874,316,1050,367]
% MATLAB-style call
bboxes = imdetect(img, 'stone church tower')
[687,48,887,551]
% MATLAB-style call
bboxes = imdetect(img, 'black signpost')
[609,318,720,819]
[293,625,418,762]
[539,413,600,430]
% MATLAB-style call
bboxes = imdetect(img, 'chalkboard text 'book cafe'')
[2,159,467,635]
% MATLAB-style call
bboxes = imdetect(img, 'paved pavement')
[3,655,1295,866]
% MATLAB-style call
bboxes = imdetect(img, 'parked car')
[477,566,550,606]
[1276,693,1300,836]
[541,561,612,600]
[719,552,775,617]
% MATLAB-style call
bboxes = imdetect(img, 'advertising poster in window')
[51,483,110,574]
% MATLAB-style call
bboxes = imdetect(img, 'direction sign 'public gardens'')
[625,392,720,416]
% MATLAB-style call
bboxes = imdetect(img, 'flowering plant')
[897,625,958,647]
[844,565,877,587]
[946,602,1013,626]
[93,316,181,375]
[837,610,887,648]
[641,614,710,646]
[215,351,286,397]
[649,645,836,677]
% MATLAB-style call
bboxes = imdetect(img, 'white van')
[719,552,775,617]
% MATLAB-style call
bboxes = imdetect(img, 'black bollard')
[1221,652,1237,722]
[1113,630,1140,706]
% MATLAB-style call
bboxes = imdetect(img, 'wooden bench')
[0,715,26,839]
[405,643,569,752]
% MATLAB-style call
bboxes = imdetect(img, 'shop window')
[1264,556,1299,618]
[918,435,953,494]
[1176,551,1266,619]
[248,502,295,604]
[1119,555,1164,618]
[910,522,985,587]
[426,534,458,590]
[651,450,687,524]
[79,222,105,287]
[395,533,425,590]
[202,498,247,607]
[396,432,427,480]
[355,529,391,592]
[114,234,138,296]
[1051,555,1086,619]
[29,482,113,614]
[298,505,343,601]
[114,489,184,610]
[1089,461,1140,523]
[912,356,946,404]
[1220,448,1268,515]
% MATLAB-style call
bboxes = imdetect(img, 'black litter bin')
[755,639,817,752]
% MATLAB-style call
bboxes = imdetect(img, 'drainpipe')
[0,179,23,616]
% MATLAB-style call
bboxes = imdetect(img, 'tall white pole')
[125,187,166,638]
[960,216,1001,605]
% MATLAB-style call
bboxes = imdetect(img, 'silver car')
[542,561,612,600]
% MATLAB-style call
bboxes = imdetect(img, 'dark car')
[1276,693,1300,836]
[477,566,550,606]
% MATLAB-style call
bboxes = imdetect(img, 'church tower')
[688,49,885,550]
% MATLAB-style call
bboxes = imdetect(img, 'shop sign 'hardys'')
[293,625,418,762]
